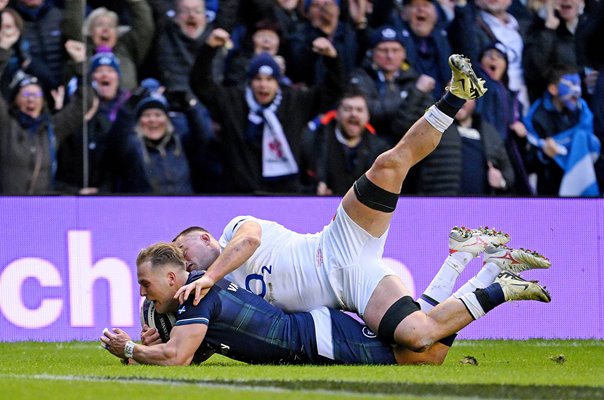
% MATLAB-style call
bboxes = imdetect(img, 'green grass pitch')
[1,340,602,399]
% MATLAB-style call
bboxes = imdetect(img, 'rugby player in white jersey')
[173,55,552,353]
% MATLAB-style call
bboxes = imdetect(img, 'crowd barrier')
[0,196,602,341]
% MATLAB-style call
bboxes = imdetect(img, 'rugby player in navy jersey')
[101,242,549,366]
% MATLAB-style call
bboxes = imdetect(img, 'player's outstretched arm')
[175,221,262,306]
[101,324,207,366]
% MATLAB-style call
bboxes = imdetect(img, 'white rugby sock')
[459,282,506,320]
[418,254,470,312]
[424,105,454,133]
[458,292,486,320]
[453,262,501,298]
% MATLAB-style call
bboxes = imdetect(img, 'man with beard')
[349,25,434,147]
[299,89,389,195]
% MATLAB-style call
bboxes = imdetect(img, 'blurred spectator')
[266,0,307,40]
[474,0,530,112]
[475,41,533,194]
[0,8,40,99]
[582,0,604,191]
[89,51,130,123]
[162,82,225,194]
[507,0,535,25]
[409,99,515,195]
[273,0,306,37]
[156,0,211,96]
[0,39,89,194]
[81,0,154,90]
[60,0,82,41]
[391,0,477,99]
[223,19,292,88]
[190,28,344,194]
[102,91,207,194]
[286,0,363,86]
[299,88,389,195]
[146,0,239,32]
[55,47,125,195]
[55,94,111,194]
[589,70,604,194]
[348,25,433,146]
[233,0,309,88]
[454,99,515,194]
[143,0,238,84]
[524,66,601,196]
[523,0,592,103]
[12,0,66,90]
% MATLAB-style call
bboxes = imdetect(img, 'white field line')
[0,373,462,399]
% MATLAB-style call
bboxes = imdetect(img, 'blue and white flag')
[526,98,600,196]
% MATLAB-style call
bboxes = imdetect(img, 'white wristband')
[124,341,136,359]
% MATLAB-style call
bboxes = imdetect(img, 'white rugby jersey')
[219,216,339,312]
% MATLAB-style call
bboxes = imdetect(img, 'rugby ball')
[140,299,177,342]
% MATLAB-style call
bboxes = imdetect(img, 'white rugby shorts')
[320,204,396,317]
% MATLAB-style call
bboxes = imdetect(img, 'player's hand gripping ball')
[140,299,176,342]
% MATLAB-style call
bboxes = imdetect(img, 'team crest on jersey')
[362,326,377,339]
[316,248,323,267]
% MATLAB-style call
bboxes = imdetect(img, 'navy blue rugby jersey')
[175,271,319,364]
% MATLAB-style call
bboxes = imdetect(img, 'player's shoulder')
[225,215,259,229]
[189,270,238,294]
[223,215,273,237]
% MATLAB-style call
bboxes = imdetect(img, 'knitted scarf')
[245,87,299,178]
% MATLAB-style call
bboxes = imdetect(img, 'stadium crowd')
[0,0,602,196]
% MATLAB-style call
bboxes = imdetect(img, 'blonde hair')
[83,7,130,37]
[136,242,186,270]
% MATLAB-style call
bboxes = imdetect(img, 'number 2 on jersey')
[245,265,272,298]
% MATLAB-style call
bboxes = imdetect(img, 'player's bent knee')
[353,174,399,213]
[377,296,421,345]
[406,336,433,353]
[375,147,413,170]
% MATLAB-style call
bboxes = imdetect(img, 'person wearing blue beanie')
[90,52,121,76]
[89,52,124,111]
[368,26,405,49]
[247,52,282,82]
[134,93,169,120]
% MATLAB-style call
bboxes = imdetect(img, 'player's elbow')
[242,234,261,251]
